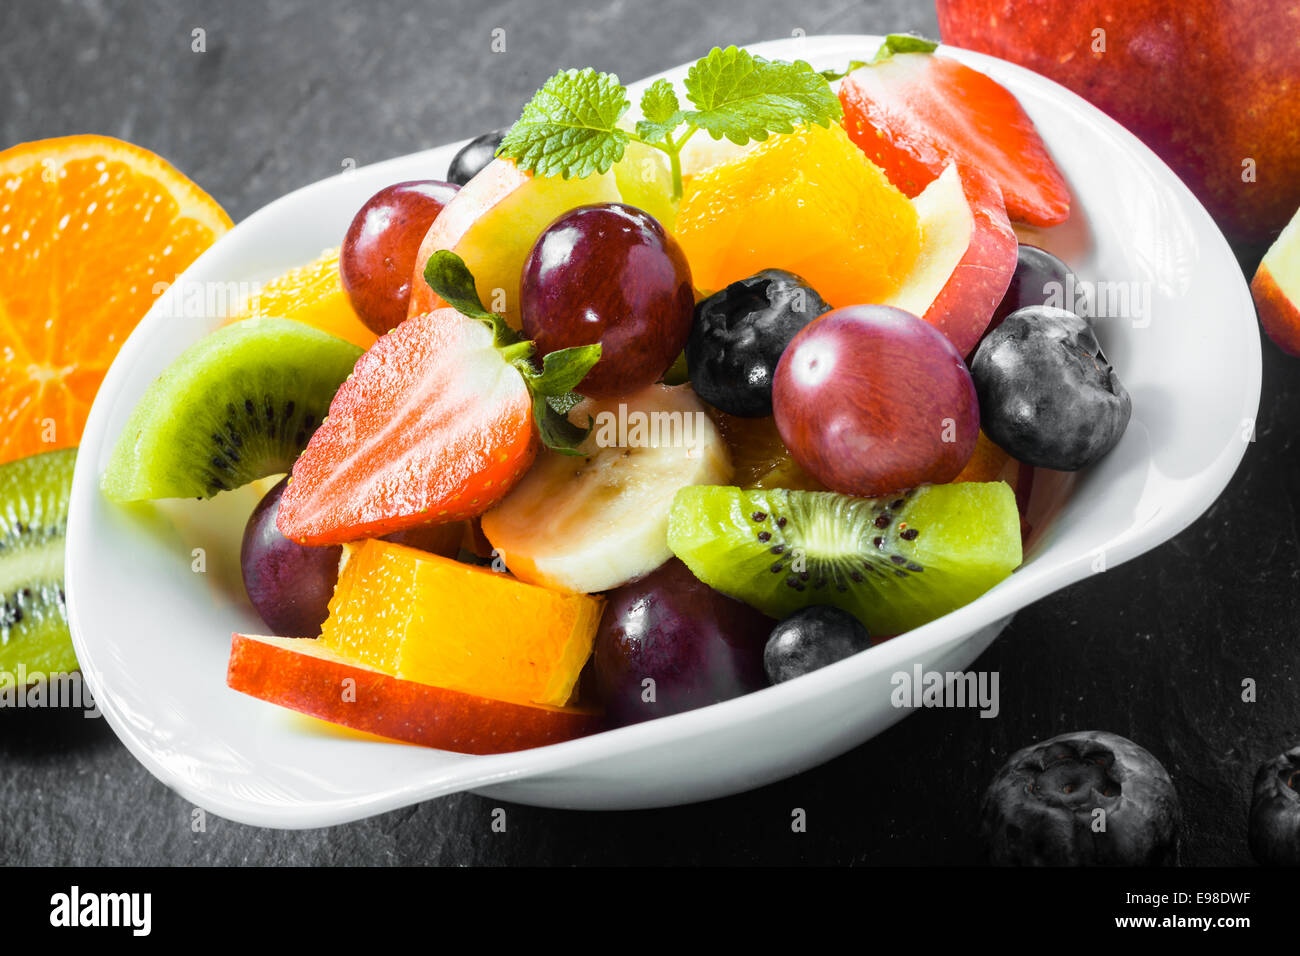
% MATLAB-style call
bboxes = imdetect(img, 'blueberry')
[970,305,1131,470]
[763,605,871,684]
[447,128,508,186]
[1248,745,1300,865]
[687,269,830,417]
[980,730,1180,866]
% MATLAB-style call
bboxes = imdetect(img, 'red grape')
[520,203,694,398]
[341,180,459,335]
[592,558,771,727]
[773,305,979,496]
[241,477,341,636]
[987,245,1074,334]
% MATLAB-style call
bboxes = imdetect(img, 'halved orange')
[0,135,232,464]
[229,248,377,350]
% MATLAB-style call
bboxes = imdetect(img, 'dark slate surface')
[0,0,1291,866]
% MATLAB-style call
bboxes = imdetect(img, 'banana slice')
[482,384,732,593]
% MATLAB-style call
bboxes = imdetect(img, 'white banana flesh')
[481,384,732,593]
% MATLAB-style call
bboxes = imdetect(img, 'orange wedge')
[318,539,603,707]
[675,122,921,306]
[231,248,377,350]
[0,135,232,464]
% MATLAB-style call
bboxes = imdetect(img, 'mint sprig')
[424,251,599,455]
[496,68,630,181]
[496,46,841,200]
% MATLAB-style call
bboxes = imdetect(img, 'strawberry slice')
[277,254,599,546]
[838,36,1070,227]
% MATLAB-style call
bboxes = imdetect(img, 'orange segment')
[231,248,377,350]
[318,539,603,707]
[0,135,232,464]
[675,123,921,307]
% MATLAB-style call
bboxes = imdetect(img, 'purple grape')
[592,558,771,727]
[241,477,341,636]
[989,245,1074,331]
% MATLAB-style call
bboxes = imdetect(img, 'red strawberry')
[276,308,538,545]
[839,45,1070,227]
[277,252,601,547]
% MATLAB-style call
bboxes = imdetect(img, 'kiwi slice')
[102,318,362,501]
[1,448,78,678]
[668,482,1022,636]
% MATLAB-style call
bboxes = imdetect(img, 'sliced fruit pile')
[96,35,1132,754]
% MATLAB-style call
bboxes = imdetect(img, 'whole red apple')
[935,0,1300,249]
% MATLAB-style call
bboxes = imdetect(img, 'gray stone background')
[1,0,1294,865]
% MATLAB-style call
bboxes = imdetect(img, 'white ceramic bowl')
[66,35,1261,827]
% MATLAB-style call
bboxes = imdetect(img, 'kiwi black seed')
[0,448,78,678]
[102,318,362,501]
[667,483,1024,637]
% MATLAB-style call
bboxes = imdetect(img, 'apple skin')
[885,163,1018,356]
[406,158,619,327]
[935,0,1300,248]
[1253,267,1300,357]
[227,633,604,754]
[1251,204,1300,356]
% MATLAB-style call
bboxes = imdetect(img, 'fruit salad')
[99,35,1133,755]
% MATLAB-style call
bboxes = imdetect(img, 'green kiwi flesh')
[101,317,362,501]
[0,448,78,680]
[667,482,1023,636]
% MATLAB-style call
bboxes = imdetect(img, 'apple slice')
[1252,204,1300,356]
[884,163,1018,356]
[227,633,604,754]
[407,158,619,327]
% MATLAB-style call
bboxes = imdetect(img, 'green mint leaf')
[497,67,631,179]
[871,33,939,63]
[818,60,869,82]
[519,343,603,397]
[636,79,685,144]
[534,400,593,455]
[640,79,681,123]
[682,46,841,145]
[423,250,522,347]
